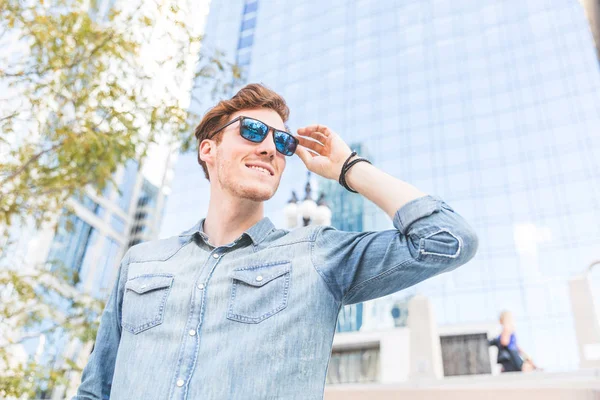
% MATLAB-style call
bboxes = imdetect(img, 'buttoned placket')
[169,237,243,400]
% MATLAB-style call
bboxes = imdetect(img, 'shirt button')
[189,329,196,336]
[212,253,219,259]
[176,379,184,387]
[197,283,205,290]
[255,275,263,282]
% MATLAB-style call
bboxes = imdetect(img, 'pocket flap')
[125,274,174,294]
[231,262,290,287]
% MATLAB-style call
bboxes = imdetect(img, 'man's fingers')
[297,125,332,140]
[297,136,324,154]
[295,145,314,165]
[296,129,328,143]
[298,124,331,135]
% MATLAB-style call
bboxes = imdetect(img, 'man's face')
[207,108,287,202]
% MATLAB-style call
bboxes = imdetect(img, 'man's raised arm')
[296,124,478,304]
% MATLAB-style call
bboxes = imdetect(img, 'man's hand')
[295,124,353,180]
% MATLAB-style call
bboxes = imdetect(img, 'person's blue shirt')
[497,332,518,351]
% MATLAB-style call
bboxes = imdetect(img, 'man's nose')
[254,130,276,158]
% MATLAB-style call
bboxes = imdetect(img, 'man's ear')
[199,139,214,165]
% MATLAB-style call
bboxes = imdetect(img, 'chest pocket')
[122,274,174,334]
[227,261,291,324]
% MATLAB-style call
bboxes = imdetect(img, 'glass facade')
[162,0,600,371]
[46,159,143,294]
[79,228,100,286]
[110,214,126,234]
[128,178,160,248]
[118,159,138,213]
[75,193,106,218]
[46,213,94,279]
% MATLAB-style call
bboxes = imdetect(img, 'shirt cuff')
[393,195,442,235]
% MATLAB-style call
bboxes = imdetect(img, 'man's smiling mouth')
[245,163,274,176]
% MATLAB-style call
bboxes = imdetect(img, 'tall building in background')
[127,178,163,248]
[162,0,600,372]
[45,160,147,298]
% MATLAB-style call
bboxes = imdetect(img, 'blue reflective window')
[110,214,126,233]
[238,35,254,49]
[118,160,138,213]
[336,303,363,333]
[78,229,100,287]
[76,194,105,217]
[241,17,256,31]
[46,213,94,280]
[96,205,105,218]
[243,1,257,14]
[102,182,112,199]
[138,179,158,210]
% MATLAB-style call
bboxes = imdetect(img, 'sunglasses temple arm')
[209,117,241,139]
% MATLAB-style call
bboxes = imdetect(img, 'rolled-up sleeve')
[311,195,478,305]
[73,251,130,400]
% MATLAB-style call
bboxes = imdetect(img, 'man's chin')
[237,185,277,202]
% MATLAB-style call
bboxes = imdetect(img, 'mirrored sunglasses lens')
[274,131,298,156]
[241,119,268,142]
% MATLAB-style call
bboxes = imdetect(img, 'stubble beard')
[216,157,279,202]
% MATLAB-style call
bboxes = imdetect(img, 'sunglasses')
[208,116,299,156]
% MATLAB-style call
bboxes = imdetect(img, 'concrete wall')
[332,328,410,383]
[570,275,600,369]
[325,369,600,400]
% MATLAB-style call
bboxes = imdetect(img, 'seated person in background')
[489,310,538,372]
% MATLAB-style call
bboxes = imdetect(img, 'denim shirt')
[74,195,478,400]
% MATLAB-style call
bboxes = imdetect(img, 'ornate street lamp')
[284,172,331,228]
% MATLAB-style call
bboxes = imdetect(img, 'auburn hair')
[194,83,290,180]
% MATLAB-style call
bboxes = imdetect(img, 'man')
[75,83,478,399]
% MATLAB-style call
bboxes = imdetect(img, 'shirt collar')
[179,217,276,246]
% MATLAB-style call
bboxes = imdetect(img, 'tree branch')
[0,111,19,123]
[0,141,65,186]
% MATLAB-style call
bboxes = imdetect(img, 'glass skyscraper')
[46,159,140,298]
[161,0,600,372]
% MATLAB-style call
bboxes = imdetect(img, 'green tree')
[0,0,240,397]
[0,0,240,228]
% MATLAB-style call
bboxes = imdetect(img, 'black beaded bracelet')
[338,151,357,187]
[338,153,372,193]
[340,158,371,193]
